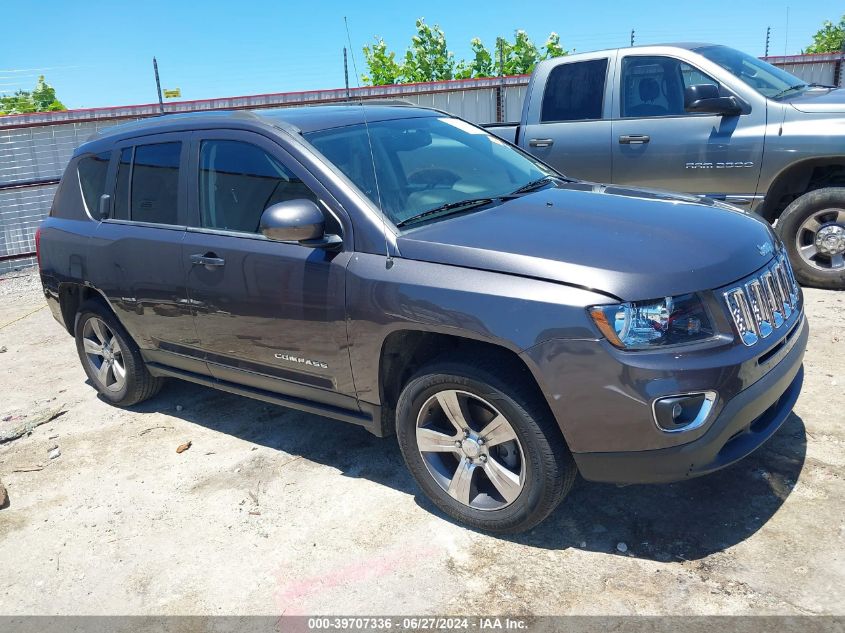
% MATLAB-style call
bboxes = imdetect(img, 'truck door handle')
[619,134,650,145]
[529,138,554,148]
[190,252,225,269]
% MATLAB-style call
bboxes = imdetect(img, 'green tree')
[0,75,66,116]
[804,14,845,53]
[362,21,569,85]
[455,37,496,79]
[31,76,65,111]
[0,90,35,115]
[543,32,568,59]
[362,38,403,85]
[492,30,569,76]
[500,30,541,75]
[401,18,455,82]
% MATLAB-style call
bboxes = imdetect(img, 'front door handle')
[619,134,650,145]
[529,138,554,148]
[190,252,225,269]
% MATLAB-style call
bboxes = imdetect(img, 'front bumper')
[573,315,808,484]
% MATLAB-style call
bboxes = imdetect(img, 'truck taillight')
[35,226,42,269]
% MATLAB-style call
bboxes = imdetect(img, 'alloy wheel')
[795,208,845,271]
[415,389,526,511]
[82,317,127,392]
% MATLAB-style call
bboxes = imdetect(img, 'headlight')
[589,293,715,350]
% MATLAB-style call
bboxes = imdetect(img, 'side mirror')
[259,199,341,250]
[684,84,742,116]
[97,194,111,220]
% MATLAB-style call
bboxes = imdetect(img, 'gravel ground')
[0,266,843,615]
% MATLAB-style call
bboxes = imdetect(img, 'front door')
[611,54,765,209]
[181,130,357,410]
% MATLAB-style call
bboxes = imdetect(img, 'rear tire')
[776,187,845,290]
[74,300,163,406]
[395,359,576,533]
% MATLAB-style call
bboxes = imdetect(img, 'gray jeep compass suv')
[37,105,808,533]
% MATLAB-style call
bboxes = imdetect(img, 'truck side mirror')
[259,199,341,250]
[684,84,743,116]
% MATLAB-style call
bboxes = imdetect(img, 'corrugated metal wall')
[762,52,843,87]
[0,52,839,274]
[0,120,136,272]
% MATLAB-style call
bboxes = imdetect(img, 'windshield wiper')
[772,83,808,99]
[395,197,495,228]
[509,174,567,195]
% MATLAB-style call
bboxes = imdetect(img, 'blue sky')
[2,0,842,109]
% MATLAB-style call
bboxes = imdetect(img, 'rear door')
[181,129,357,410]
[520,54,615,182]
[610,54,765,208]
[88,133,205,375]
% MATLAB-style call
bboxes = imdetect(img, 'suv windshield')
[304,116,553,227]
[695,45,807,99]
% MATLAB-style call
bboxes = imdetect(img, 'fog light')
[653,391,717,433]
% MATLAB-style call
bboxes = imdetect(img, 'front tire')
[74,301,163,406]
[776,187,845,289]
[395,360,576,533]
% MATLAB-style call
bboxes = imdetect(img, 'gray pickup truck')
[38,105,807,533]
[485,43,845,289]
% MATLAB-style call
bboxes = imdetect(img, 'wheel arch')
[760,157,845,223]
[376,329,560,442]
[58,282,118,335]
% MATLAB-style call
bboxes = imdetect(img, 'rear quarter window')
[77,151,111,216]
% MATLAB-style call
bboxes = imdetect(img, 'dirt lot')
[0,267,843,616]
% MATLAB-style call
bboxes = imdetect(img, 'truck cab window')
[77,151,111,216]
[541,59,608,122]
[198,140,325,234]
[621,56,719,118]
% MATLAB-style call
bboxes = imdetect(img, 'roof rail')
[323,99,417,107]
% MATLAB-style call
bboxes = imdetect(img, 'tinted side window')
[113,147,131,220]
[198,140,319,233]
[541,59,608,122]
[131,142,181,225]
[621,56,719,118]
[77,151,111,216]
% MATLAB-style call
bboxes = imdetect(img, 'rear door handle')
[190,252,225,269]
[528,138,554,148]
[619,134,650,145]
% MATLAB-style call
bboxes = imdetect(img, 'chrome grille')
[724,255,800,347]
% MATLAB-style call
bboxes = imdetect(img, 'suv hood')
[396,182,777,301]
[787,87,845,113]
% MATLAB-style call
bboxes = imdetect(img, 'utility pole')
[343,47,350,100]
[630,29,635,47]
[765,26,771,57]
[497,40,505,123]
[152,57,164,114]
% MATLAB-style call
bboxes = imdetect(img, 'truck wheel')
[74,301,164,406]
[395,360,576,533]
[776,187,845,289]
